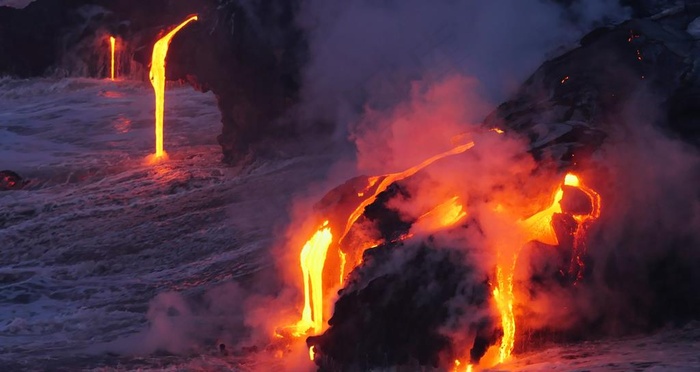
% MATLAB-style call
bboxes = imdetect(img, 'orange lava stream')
[339,141,475,244]
[109,36,116,81]
[292,142,475,340]
[294,221,333,336]
[338,251,347,285]
[414,196,467,233]
[492,173,601,364]
[291,144,600,370]
[149,15,198,160]
[453,359,474,372]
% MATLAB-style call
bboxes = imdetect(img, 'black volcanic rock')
[483,5,700,347]
[307,240,498,370]
[485,9,700,163]
[167,0,306,165]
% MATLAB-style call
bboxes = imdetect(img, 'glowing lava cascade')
[295,221,333,335]
[286,132,601,369]
[109,36,116,80]
[492,173,601,364]
[289,141,475,340]
[148,15,198,161]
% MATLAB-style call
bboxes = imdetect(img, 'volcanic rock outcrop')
[485,7,700,335]
[484,3,700,164]
[307,240,498,370]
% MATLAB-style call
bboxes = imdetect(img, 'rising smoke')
[298,0,630,146]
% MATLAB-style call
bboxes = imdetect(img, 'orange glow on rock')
[149,15,198,160]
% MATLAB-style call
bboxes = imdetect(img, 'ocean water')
[0,78,330,371]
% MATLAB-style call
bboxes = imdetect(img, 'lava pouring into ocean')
[284,141,476,342]
[289,135,602,369]
[148,15,198,162]
[109,36,116,81]
[490,172,601,364]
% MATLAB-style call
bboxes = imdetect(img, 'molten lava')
[294,221,333,336]
[289,138,600,369]
[339,141,475,243]
[414,196,467,233]
[290,142,475,340]
[149,15,198,160]
[492,172,601,364]
[454,359,473,372]
[109,36,116,81]
[338,251,347,285]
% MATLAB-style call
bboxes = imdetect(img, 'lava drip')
[148,15,198,162]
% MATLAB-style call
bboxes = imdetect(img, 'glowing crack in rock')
[148,15,198,161]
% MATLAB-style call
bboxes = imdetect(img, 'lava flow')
[109,36,116,81]
[492,172,601,364]
[286,136,600,369]
[294,221,333,336]
[148,15,198,161]
[339,141,475,243]
[288,141,475,339]
[413,196,467,234]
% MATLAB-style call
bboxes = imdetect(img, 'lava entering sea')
[271,128,602,370]
[148,15,198,163]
